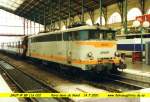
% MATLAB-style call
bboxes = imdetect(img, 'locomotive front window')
[106,32,115,40]
[88,30,100,40]
[88,30,115,40]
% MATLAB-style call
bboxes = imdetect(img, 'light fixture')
[132,20,141,27]
[142,21,150,28]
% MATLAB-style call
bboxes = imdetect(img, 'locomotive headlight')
[87,52,93,57]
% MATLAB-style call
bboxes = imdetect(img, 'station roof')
[0,0,123,25]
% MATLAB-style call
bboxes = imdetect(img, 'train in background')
[117,33,150,58]
[0,36,27,56]
[0,25,126,73]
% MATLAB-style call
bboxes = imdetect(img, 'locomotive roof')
[29,25,115,38]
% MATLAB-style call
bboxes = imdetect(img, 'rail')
[0,59,73,102]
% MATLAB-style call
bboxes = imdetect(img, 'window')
[72,31,79,41]
[95,16,105,25]
[103,32,115,40]
[63,31,79,41]
[86,19,93,26]
[56,34,62,41]
[78,30,89,40]
[0,9,44,36]
[31,33,62,43]
[88,30,116,40]
[62,29,116,41]
[49,34,57,41]
[147,9,150,14]
[88,30,100,40]
[127,8,142,21]
[108,12,121,24]
[61,25,66,30]
[63,32,69,41]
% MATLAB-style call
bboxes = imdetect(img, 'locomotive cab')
[68,27,126,72]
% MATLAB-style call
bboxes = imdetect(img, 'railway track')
[103,77,144,91]
[0,59,73,102]
[38,66,144,92]
[79,72,144,92]
[15,61,145,92]
[109,73,150,88]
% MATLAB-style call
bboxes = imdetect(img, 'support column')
[23,18,25,35]
[81,0,84,23]
[89,11,94,25]
[140,0,145,15]
[30,20,31,35]
[68,0,71,26]
[63,20,67,28]
[102,6,107,27]
[50,0,53,31]
[48,0,51,31]
[44,8,46,31]
[59,0,61,29]
[39,16,40,33]
[27,19,28,35]
[99,0,103,26]
[34,17,35,34]
[117,1,124,24]
[123,0,128,34]
[139,0,145,61]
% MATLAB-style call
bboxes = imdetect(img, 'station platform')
[0,74,19,102]
[123,58,150,77]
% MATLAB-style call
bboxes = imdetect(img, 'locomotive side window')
[68,32,72,40]
[67,32,73,41]
[56,34,62,41]
[49,34,57,41]
[63,32,78,41]
[31,33,62,43]
[63,33,69,41]
[78,30,88,40]
[30,29,115,42]
[102,31,108,40]
[71,31,78,41]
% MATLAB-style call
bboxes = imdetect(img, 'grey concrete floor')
[125,58,150,72]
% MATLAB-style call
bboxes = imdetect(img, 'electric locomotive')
[26,25,126,72]
[1,25,126,72]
